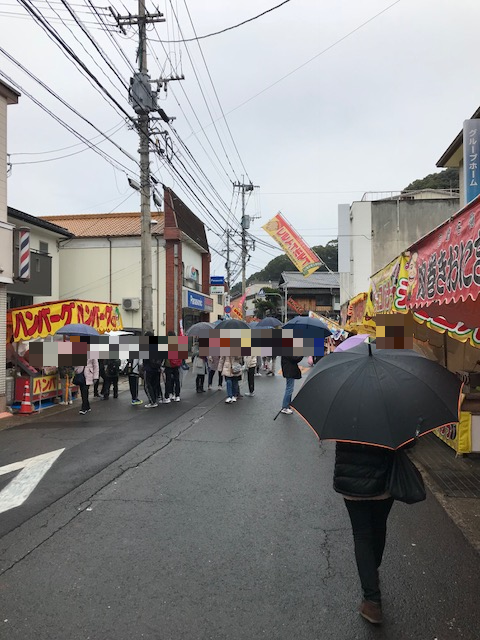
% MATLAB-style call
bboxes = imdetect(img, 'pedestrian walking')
[93,359,106,397]
[207,355,223,390]
[218,355,242,403]
[143,331,163,408]
[126,358,143,406]
[244,354,257,396]
[164,331,182,403]
[333,442,397,625]
[266,355,277,376]
[103,358,121,399]
[255,355,262,376]
[279,355,302,414]
[193,354,207,392]
[74,358,99,415]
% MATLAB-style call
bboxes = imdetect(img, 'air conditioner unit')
[122,297,140,311]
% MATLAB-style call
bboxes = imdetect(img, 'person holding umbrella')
[291,341,463,625]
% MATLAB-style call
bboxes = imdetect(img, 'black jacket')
[281,356,302,379]
[333,442,394,498]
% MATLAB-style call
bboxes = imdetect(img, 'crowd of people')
[71,330,308,417]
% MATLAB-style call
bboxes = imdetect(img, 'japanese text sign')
[405,199,480,311]
[463,119,480,204]
[11,300,123,342]
[262,213,323,277]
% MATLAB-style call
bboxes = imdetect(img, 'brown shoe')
[359,600,382,624]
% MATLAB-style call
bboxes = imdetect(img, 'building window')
[39,241,49,254]
[315,294,331,307]
[217,294,223,305]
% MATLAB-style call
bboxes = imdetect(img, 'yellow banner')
[12,300,123,341]
[365,255,409,319]
[231,307,243,319]
[435,411,471,454]
[262,213,323,277]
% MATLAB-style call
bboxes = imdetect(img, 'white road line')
[0,449,65,514]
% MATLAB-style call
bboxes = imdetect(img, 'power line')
[199,0,403,129]
[0,46,138,167]
[151,0,292,43]
[163,0,242,184]
[177,0,251,182]
[0,68,137,177]
[17,1,134,123]
[9,120,125,155]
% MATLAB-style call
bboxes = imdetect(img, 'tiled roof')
[279,270,340,289]
[40,212,165,237]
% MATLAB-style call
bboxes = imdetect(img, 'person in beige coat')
[218,356,243,403]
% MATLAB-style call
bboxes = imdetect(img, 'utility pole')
[112,2,166,334]
[233,178,256,319]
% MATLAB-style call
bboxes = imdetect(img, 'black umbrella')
[215,318,249,329]
[283,315,332,338]
[186,321,213,337]
[256,317,283,328]
[291,342,462,449]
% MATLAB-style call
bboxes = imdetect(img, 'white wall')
[342,201,372,302]
[58,237,166,333]
[182,242,203,285]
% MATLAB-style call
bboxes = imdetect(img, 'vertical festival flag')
[262,213,323,277]
[18,227,31,282]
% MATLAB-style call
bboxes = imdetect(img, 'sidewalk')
[410,433,480,554]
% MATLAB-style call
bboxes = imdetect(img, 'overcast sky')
[2,0,480,281]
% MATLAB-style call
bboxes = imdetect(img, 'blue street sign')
[210,276,225,286]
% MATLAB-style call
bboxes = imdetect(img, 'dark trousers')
[196,374,205,391]
[247,367,255,393]
[208,369,223,387]
[165,367,180,398]
[94,376,105,396]
[145,370,161,403]
[129,374,139,401]
[103,376,118,398]
[80,383,90,411]
[344,498,394,604]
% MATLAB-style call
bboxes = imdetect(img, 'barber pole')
[18,227,30,281]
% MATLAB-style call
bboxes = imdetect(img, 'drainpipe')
[108,237,112,301]
[174,242,179,333]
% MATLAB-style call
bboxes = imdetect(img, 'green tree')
[403,168,459,192]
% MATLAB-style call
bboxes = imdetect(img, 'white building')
[338,190,460,305]
[42,187,213,335]
[0,80,19,415]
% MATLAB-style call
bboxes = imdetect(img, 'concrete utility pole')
[233,178,256,319]
[113,2,166,334]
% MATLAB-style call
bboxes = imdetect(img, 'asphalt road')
[0,371,479,639]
